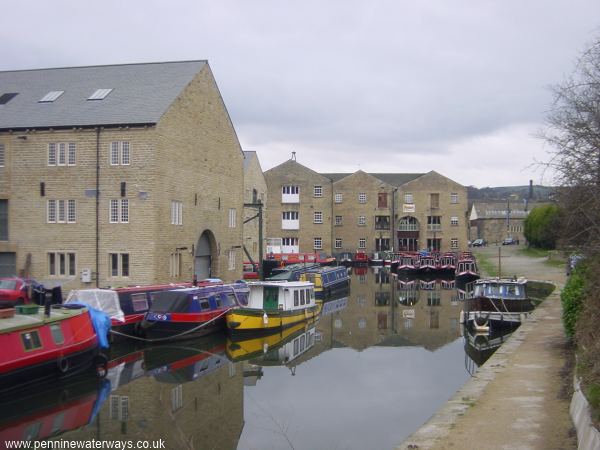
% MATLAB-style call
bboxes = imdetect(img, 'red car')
[0,277,38,308]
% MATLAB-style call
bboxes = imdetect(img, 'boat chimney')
[291,151,296,161]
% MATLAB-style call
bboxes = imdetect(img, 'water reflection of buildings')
[318,267,462,352]
[59,336,244,450]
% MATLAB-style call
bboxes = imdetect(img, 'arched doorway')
[195,230,215,280]
[397,216,420,251]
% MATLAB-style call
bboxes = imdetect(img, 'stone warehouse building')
[0,61,245,289]
[469,200,541,245]
[264,158,468,256]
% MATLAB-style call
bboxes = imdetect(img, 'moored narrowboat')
[0,304,103,391]
[461,277,532,330]
[266,262,320,281]
[226,281,320,335]
[456,252,480,283]
[299,266,350,298]
[141,284,241,340]
[352,250,369,266]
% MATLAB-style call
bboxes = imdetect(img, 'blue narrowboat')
[300,266,350,298]
[141,284,242,340]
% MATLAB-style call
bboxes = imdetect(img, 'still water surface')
[1,268,511,450]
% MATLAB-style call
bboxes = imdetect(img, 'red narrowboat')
[264,252,336,266]
[352,251,369,266]
[0,305,100,391]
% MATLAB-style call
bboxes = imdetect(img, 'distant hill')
[467,185,555,202]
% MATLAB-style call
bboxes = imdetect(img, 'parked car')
[0,277,42,308]
[502,237,517,245]
[472,239,486,247]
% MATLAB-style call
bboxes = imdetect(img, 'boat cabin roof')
[66,288,124,322]
[475,277,527,286]
[0,306,88,333]
[248,280,313,289]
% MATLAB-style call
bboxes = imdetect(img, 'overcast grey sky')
[2,1,599,187]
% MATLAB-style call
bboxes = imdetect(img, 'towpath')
[398,244,576,450]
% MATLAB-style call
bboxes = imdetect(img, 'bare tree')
[541,38,600,252]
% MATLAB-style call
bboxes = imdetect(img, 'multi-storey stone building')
[264,158,469,256]
[0,61,245,288]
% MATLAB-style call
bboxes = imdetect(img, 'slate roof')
[321,172,424,186]
[0,61,207,130]
[471,201,530,220]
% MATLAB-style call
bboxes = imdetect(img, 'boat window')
[50,323,64,345]
[294,290,299,306]
[21,330,42,351]
[199,298,210,310]
[294,338,299,356]
[151,291,191,313]
[221,293,237,307]
[300,334,306,351]
[214,295,221,308]
[300,289,305,305]
[131,293,149,312]
[306,289,312,303]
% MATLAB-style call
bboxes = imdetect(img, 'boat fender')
[262,312,268,325]
[57,357,70,373]
[94,353,109,378]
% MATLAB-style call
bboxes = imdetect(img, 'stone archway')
[195,230,216,280]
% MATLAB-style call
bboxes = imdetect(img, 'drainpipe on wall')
[95,128,100,288]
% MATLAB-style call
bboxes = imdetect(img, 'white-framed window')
[171,201,183,225]
[335,238,342,249]
[282,211,299,220]
[358,193,367,204]
[358,216,366,226]
[335,215,342,226]
[47,200,56,223]
[48,143,76,166]
[228,208,236,228]
[58,143,66,165]
[68,143,76,165]
[228,249,236,270]
[359,238,366,249]
[404,193,414,204]
[282,185,299,195]
[450,238,459,249]
[334,193,343,203]
[313,237,322,250]
[171,385,183,412]
[48,252,76,276]
[282,237,299,246]
[451,193,459,204]
[110,141,130,165]
[109,252,130,277]
[314,211,323,224]
[0,143,5,167]
[110,199,129,223]
[67,200,76,223]
[47,200,75,223]
[169,252,181,277]
[314,185,322,197]
[450,216,459,226]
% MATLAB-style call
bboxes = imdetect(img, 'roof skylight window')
[0,93,18,105]
[39,90,64,103]
[88,88,113,100]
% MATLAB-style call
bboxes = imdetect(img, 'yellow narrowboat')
[225,281,320,335]
[226,317,318,362]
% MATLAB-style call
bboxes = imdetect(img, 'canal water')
[0,268,513,450]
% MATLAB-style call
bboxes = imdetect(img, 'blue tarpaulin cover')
[68,303,112,349]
